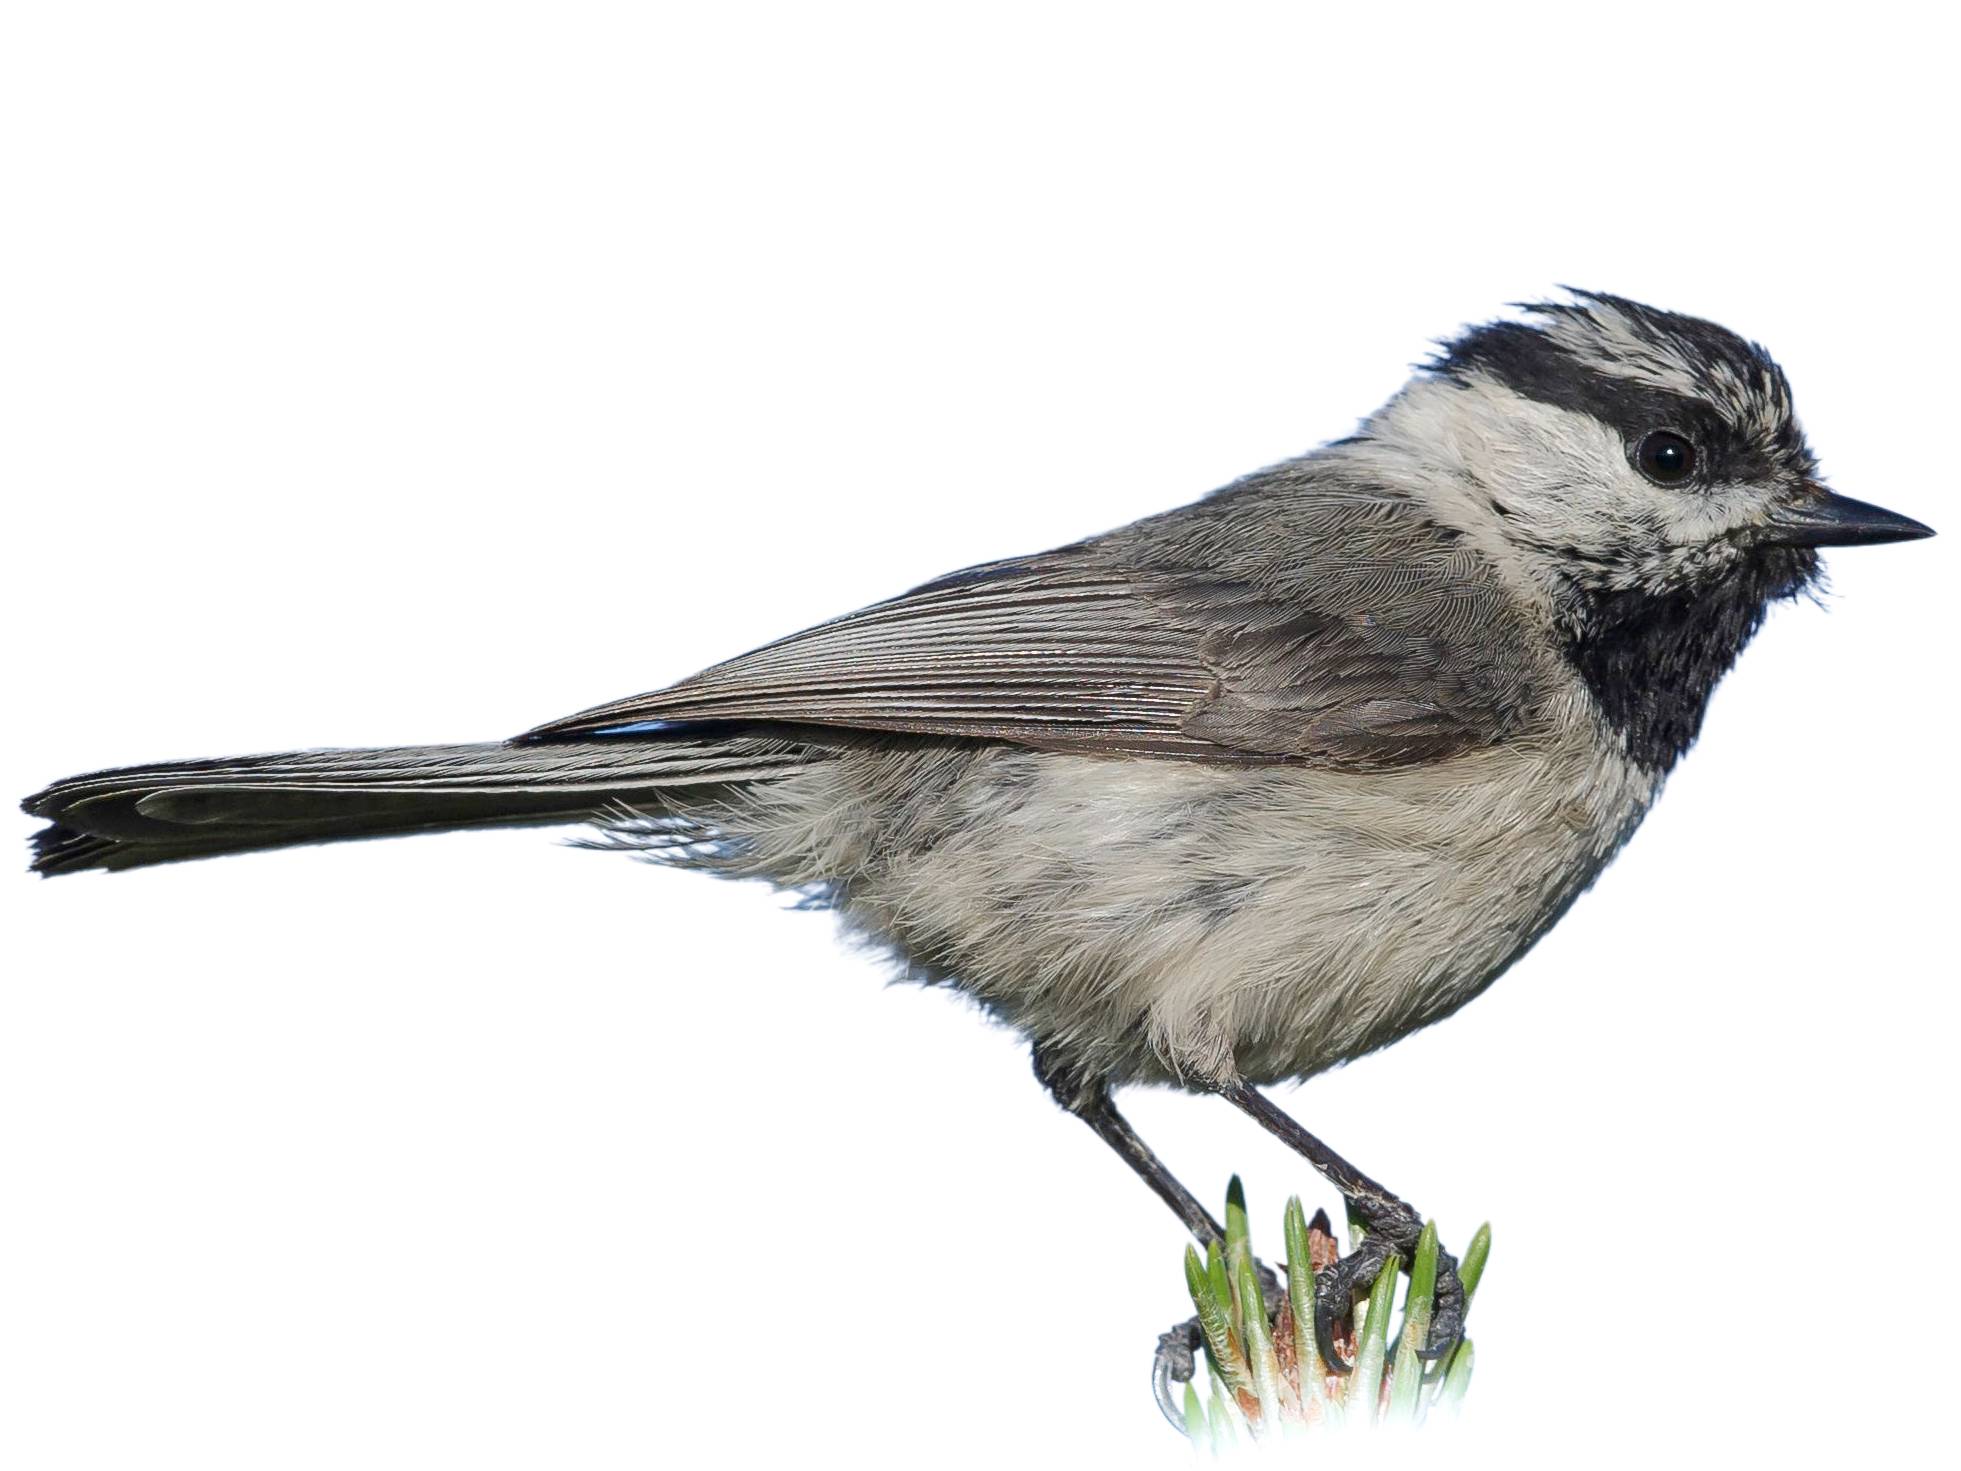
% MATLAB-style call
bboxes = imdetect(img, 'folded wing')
[524,502,1540,768]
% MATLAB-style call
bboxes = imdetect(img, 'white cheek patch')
[1360,377,1777,598]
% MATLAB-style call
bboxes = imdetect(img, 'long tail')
[23,738,815,876]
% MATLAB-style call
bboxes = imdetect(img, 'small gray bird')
[24,291,1932,1373]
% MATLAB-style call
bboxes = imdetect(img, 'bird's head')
[1371,289,1930,616]
[1354,291,1933,770]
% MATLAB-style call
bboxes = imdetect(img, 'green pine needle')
[1233,1245,1283,1424]
[1386,1217,1440,1424]
[1185,1245,1251,1402]
[1348,1248,1400,1425]
[1440,1338,1475,1410]
[1223,1176,1252,1317]
[1205,1240,1234,1326]
[1460,1222,1493,1304]
[1206,1385,1239,1452]
[1281,1196,1328,1419]
[1183,1383,1206,1442]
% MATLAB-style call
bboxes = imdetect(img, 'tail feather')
[24,738,815,875]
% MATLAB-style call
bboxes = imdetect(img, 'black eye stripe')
[1436,323,1777,483]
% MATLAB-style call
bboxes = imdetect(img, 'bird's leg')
[1219,1082,1464,1372]
[1034,1049,1281,1428]
[1034,1049,1226,1246]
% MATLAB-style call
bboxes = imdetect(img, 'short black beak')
[1756,484,1936,548]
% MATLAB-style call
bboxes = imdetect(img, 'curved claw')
[1152,1253,1296,1433]
[1152,1316,1202,1432]
[1312,1247,1375,1375]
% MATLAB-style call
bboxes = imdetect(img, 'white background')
[3,5,1954,1467]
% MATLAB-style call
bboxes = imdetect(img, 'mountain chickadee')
[25,290,1934,1371]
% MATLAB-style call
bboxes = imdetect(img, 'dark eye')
[1636,430,1697,484]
